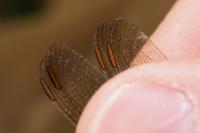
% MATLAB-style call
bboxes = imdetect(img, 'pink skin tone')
[76,1,200,133]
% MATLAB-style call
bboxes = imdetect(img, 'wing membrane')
[40,18,167,127]
[94,18,166,77]
[40,42,108,125]
[94,23,119,77]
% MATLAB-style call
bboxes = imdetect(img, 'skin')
[76,1,200,133]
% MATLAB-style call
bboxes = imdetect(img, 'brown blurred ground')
[0,0,175,133]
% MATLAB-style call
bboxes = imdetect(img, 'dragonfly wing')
[40,42,108,126]
[94,18,166,77]
[110,18,150,68]
[94,23,119,77]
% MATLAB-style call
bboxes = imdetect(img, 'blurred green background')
[0,0,175,133]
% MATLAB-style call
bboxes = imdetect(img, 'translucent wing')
[94,18,166,78]
[40,18,167,127]
[40,42,108,126]
[94,23,118,77]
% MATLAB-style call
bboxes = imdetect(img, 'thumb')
[76,60,200,133]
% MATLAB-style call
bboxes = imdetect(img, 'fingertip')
[76,61,200,133]
[151,0,200,59]
[77,83,194,133]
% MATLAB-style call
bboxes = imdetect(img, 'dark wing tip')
[40,58,57,101]
[93,23,111,47]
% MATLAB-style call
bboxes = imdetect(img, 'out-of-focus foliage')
[0,0,46,19]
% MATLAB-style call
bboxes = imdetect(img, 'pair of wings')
[40,18,166,126]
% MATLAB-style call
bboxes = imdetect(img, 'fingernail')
[91,84,195,133]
